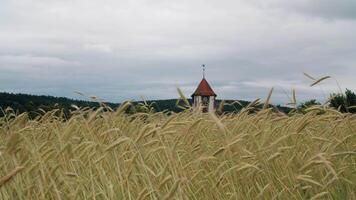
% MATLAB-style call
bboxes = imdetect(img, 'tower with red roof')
[191,65,217,112]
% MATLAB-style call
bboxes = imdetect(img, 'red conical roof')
[192,78,217,97]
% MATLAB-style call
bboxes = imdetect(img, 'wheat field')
[0,102,355,199]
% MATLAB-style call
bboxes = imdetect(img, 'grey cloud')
[0,0,356,104]
[249,0,356,20]
[290,0,356,20]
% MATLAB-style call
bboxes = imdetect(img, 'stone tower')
[191,65,217,112]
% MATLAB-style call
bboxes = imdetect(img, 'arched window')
[202,96,209,106]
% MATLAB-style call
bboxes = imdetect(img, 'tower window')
[202,96,209,106]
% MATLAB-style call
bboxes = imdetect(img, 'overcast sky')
[1,0,356,104]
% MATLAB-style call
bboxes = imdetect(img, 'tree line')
[1,89,355,118]
[297,89,356,113]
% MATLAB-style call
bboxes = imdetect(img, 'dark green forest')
[0,92,292,118]
[2,89,355,118]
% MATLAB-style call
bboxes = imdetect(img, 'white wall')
[193,95,215,112]
[208,96,215,112]
[194,96,201,108]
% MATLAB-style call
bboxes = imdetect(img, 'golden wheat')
[0,103,355,199]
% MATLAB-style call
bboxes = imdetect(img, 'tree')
[297,99,321,113]
[329,89,356,113]
[299,99,321,109]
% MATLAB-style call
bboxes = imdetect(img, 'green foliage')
[329,89,356,113]
[298,99,321,109]
[0,92,114,118]
[0,92,292,117]
[297,99,321,113]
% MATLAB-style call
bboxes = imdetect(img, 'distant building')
[191,65,217,112]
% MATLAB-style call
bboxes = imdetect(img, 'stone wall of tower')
[193,95,215,112]
[193,96,201,108]
[208,96,215,112]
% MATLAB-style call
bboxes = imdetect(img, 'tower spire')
[202,64,205,79]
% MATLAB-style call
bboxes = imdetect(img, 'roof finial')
[202,64,205,79]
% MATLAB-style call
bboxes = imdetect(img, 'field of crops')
[0,102,355,199]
